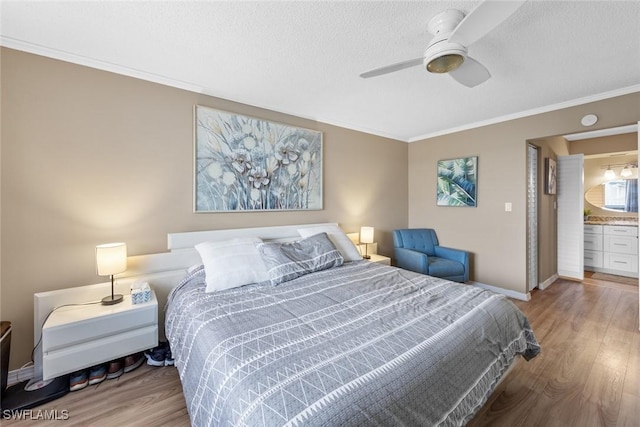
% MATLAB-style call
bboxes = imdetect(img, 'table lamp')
[96,242,127,305]
[360,226,374,259]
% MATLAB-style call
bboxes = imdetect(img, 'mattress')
[166,261,540,427]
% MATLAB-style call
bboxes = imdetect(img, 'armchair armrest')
[434,246,469,281]
[394,247,429,274]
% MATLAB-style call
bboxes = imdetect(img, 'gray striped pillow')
[257,232,344,285]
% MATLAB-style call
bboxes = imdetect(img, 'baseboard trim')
[8,365,35,386]
[538,274,559,290]
[469,281,531,301]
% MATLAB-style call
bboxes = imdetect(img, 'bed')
[162,224,540,427]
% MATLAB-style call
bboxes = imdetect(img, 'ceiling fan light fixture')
[426,54,465,73]
[424,39,467,74]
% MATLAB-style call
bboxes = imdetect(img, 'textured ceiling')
[2,1,639,141]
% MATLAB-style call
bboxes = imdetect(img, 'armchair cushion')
[393,229,469,283]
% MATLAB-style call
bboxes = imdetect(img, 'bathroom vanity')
[584,222,638,278]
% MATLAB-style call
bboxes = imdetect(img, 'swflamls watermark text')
[2,409,70,420]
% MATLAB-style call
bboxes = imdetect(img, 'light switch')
[505,202,512,212]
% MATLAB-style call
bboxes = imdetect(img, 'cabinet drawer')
[604,252,639,273]
[584,234,603,251]
[603,235,638,255]
[584,250,603,268]
[43,303,157,353]
[584,224,603,234]
[43,325,158,379]
[604,225,638,236]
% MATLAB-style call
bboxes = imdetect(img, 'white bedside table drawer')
[44,325,158,379]
[41,290,159,380]
[43,302,157,352]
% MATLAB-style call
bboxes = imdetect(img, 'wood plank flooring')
[3,275,638,426]
[469,274,639,427]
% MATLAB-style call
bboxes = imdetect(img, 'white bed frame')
[31,223,344,382]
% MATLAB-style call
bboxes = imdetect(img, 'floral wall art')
[436,156,478,207]
[195,106,323,212]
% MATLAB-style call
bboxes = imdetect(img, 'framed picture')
[544,158,557,195]
[437,156,478,207]
[194,106,323,212]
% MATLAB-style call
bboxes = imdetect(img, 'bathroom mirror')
[585,179,638,212]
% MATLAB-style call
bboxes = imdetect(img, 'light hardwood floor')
[3,275,639,426]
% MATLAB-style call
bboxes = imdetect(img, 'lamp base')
[102,294,123,305]
[362,255,371,259]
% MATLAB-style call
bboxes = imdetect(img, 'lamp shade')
[360,227,374,244]
[96,243,127,276]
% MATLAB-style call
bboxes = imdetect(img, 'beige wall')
[569,132,637,157]
[409,93,640,293]
[0,48,408,369]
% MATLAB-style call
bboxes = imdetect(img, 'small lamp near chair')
[96,242,127,305]
[360,226,374,259]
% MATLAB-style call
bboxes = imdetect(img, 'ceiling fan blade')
[449,0,526,47]
[359,58,423,78]
[449,56,491,87]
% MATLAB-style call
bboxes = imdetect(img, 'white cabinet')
[584,249,603,268]
[42,291,158,380]
[584,224,638,278]
[584,225,603,268]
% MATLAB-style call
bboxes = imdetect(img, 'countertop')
[584,221,638,226]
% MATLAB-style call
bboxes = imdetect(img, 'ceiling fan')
[359,0,525,87]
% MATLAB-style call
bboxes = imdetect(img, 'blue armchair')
[393,229,469,283]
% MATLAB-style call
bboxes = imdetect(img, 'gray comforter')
[166,261,540,427]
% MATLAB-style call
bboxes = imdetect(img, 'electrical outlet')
[505,202,512,212]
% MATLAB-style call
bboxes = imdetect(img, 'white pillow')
[297,224,363,262]
[195,237,269,293]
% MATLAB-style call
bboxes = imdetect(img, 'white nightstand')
[41,292,158,380]
[366,254,391,265]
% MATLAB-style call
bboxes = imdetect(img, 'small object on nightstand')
[131,281,152,304]
[360,226,374,259]
[96,243,127,305]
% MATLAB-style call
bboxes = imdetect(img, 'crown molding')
[407,85,640,142]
